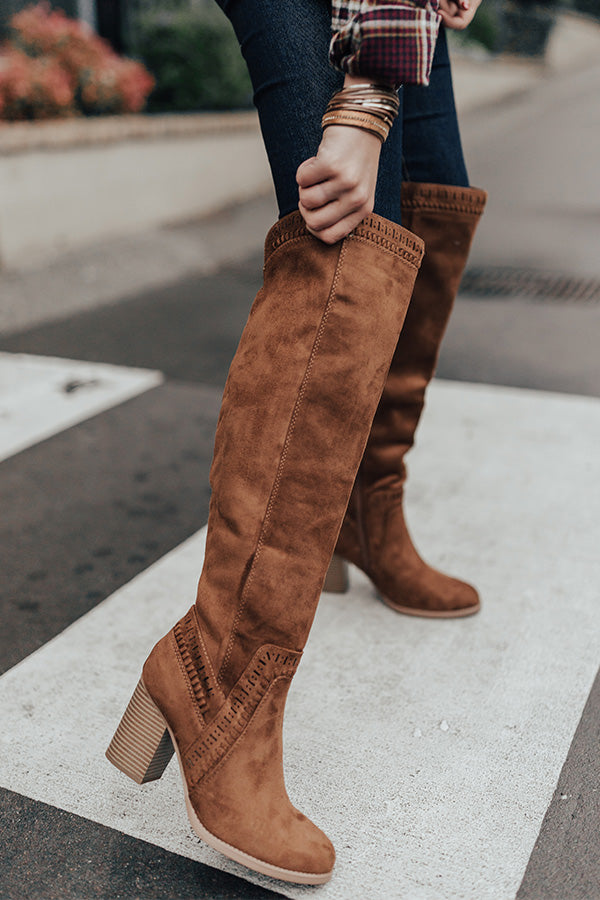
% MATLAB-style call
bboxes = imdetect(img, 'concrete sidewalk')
[451,10,600,113]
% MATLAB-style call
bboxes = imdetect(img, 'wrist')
[343,73,395,90]
[321,123,383,152]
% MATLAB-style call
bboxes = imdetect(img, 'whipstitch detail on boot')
[265,224,313,259]
[350,234,423,267]
[184,646,301,783]
[356,216,424,262]
[264,212,425,267]
[174,611,218,715]
[402,187,487,216]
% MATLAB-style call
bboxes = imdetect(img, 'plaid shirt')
[330,0,441,86]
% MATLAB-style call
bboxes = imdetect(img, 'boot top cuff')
[264,210,424,270]
[401,182,488,217]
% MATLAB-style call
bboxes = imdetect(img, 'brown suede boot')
[326,183,487,617]
[106,212,424,883]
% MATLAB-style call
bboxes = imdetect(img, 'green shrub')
[500,1,557,56]
[452,0,559,56]
[466,5,502,52]
[134,9,252,112]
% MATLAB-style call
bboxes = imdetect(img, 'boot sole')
[379,593,481,618]
[106,679,334,886]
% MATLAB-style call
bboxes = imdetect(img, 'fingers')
[299,184,371,231]
[438,0,458,13]
[299,199,344,233]
[298,179,341,211]
[439,8,470,28]
[296,155,334,189]
[299,186,374,244]
[298,176,370,222]
[438,0,477,28]
[296,124,381,244]
[305,209,370,245]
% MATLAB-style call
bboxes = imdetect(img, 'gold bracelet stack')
[322,83,400,143]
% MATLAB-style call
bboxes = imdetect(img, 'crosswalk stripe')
[0,352,162,463]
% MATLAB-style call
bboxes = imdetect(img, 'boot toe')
[281,813,336,878]
[444,576,480,616]
[378,566,481,618]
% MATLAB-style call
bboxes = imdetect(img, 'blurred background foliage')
[451,0,599,55]
[0,2,154,120]
[131,5,252,111]
[128,0,600,110]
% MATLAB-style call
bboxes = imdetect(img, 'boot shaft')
[363,182,487,487]
[196,211,424,691]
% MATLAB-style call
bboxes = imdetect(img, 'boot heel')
[106,679,174,784]
[322,554,349,593]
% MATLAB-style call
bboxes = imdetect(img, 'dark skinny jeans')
[216,0,469,226]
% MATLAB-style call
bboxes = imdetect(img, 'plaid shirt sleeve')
[329,0,441,86]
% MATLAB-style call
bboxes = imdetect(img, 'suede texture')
[191,677,335,875]
[143,629,211,752]
[336,183,487,615]
[197,212,424,689]
[141,212,424,878]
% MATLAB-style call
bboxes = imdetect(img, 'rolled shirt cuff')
[329,1,441,87]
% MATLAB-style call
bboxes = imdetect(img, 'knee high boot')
[327,183,487,617]
[106,212,424,884]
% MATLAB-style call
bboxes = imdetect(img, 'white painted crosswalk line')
[0,352,163,463]
[0,380,598,900]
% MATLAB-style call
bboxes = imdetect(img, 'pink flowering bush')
[0,2,154,120]
[0,47,73,119]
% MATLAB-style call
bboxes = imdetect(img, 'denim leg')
[373,102,404,223]
[217,0,340,218]
[400,27,469,187]
[216,0,404,224]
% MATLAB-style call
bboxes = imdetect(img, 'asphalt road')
[438,55,600,397]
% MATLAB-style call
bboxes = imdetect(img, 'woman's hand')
[438,0,482,30]
[296,125,381,244]
[296,75,383,244]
